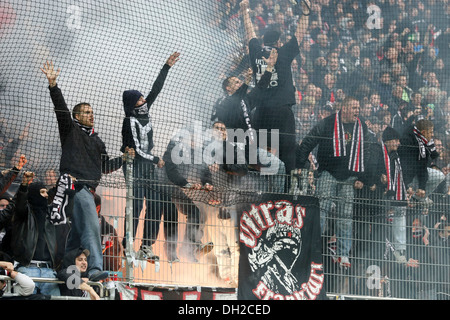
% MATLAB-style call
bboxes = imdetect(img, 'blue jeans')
[17,266,60,296]
[317,171,356,257]
[65,187,103,277]
[390,205,407,252]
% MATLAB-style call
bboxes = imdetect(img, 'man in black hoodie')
[121,52,180,262]
[11,172,60,296]
[41,61,131,282]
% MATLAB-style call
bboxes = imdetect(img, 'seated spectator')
[0,251,36,299]
[57,247,100,300]
[10,172,61,296]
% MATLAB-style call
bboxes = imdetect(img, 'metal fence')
[93,167,450,300]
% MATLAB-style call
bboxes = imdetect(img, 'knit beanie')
[382,126,400,142]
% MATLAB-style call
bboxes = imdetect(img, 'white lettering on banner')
[252,263,324,300]
[239,200,306,248]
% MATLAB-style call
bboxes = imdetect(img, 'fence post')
[124,158,134,281]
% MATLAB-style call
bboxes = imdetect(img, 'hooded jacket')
[11,183,58,268]
[121,64,171,164]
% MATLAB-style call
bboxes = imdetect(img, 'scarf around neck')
[74,119,94,136]
[333,111,364,173]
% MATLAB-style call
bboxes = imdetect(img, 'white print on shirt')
[255,59,278,88]
[130,117,155,161]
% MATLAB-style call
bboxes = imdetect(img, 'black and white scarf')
[413,126,428,159]
[333,112,364,173]
[382,143,407,201]
[49,174,75,225]
[74,119,94,136]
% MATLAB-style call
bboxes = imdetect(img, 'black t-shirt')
[248,36,300,108]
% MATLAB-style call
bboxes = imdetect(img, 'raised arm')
[240,0,257,42]
[146,52,180,107]
[295,0,310,46]
[40,61,73,141]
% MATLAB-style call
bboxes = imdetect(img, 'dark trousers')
[123,161,178,248]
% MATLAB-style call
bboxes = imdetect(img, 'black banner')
[238,194,325,300]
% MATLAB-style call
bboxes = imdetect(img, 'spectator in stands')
[120,52,179,262]
[94,194,122,272]
[211,48,278,142]
[57,247,100,300]
[162,125,215,262]
[240,0,310,175]
[0,252,35,298]
[296,96,369,268]
[40,61,133,282]
[398,119,445,206]
[11,171,60,296]
[377,127,410,264]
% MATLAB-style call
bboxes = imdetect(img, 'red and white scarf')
[382,143,407,201]
[333,112,364,173]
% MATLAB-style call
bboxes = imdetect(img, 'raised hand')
[263,48,278,70]
[40,61,61,88]
[166,52,180,67]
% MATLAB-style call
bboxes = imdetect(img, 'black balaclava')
[28,182,48,209]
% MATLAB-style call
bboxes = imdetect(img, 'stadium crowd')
[0,0,449,300]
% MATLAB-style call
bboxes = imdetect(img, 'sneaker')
[337,256,351,268]
[137,245,159,262]
[393,250,407,264]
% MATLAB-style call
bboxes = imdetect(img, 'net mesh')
[1,0,450,298]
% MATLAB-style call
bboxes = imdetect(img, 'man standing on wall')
[41,61,134,281]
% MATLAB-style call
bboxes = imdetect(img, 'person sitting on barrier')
[40,61,134,282]
[0,251,36,299]
[121,52,180,262]
[10,171,60,296]
[57,247,100,300]
[162,125,214,263]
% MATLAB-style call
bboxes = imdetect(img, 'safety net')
[1,0,450,299]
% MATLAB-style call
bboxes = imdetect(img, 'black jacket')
[398,125,439,190]
[121,64,172,164]
[211,69,273,131]
[296,113,369,181]
[10,185,58,267]
[49,85,123,189]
